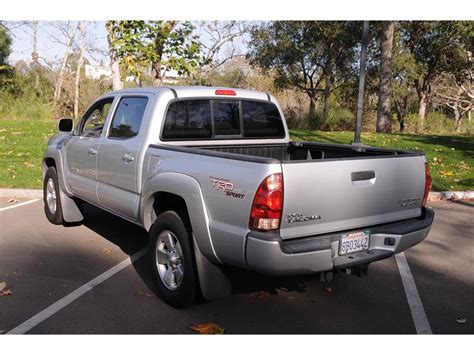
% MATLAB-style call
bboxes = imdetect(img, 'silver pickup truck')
[42,86,434,307]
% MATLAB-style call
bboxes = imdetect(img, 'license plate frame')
[339,230,370,256]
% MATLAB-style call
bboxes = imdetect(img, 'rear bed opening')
[198,142,412,162]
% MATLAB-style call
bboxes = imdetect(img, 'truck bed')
[198,142,415,162]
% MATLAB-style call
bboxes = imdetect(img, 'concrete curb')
[0,188,473,201]
[0,189,43,199]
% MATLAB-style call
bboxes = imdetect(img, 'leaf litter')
[189,323,225,334]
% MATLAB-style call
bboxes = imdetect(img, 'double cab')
[42,86,434,307]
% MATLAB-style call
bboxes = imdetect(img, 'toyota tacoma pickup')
[42,86,434,307]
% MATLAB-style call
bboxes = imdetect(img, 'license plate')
[339,230,370,255]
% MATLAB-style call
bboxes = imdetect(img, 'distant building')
[85,64,112,80]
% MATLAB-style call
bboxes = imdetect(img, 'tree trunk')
[74,22,87,119]
[54,21,79,105]
[417,93,428,133]
[323,65,332,118]
[134,76,142,87]
[414,78,430,133]
[106,21,122,91]
[395,96,407,132]
[152,61,163,87]
[376,21,394,133]
[453,101,464,133]
[308,96,316,128]
[31,21,40,95]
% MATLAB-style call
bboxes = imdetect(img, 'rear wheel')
[43,166,64,225]
[149,211,199,308]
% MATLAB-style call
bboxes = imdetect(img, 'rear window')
[213,101,240,136]
[162,99,285,140]
[241,101,286,138]
[162,100,212,139]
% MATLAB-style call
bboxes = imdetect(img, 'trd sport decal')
[210,176,245,199]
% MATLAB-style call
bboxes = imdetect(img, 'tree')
[248,21,360,127]
[198,21,249,73]
[376,21,395,133]
[109,21,203,87]
[0,23,13,92]
[105,21,122,91]
[401,21,471,132]
[433,73,473,132]
[53,21,79,105]
[73,22,87,119]
[0,23,12,66]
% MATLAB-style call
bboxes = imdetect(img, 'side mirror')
[57,118,74,132]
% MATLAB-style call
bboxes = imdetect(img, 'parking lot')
[0,197,472,334]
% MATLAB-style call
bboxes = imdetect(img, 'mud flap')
[193,237,231,300]
[59,188,84,223]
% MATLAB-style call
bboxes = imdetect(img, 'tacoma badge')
[286,213,321,224]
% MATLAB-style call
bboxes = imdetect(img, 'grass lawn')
[0,119,472,191]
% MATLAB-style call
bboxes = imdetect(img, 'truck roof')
[107,86,273,101]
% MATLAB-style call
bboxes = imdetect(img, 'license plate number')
[339,231,370,255]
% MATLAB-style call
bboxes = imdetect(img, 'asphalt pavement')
[0,197,472,334]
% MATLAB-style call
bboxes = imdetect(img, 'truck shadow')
[80,203,316,299]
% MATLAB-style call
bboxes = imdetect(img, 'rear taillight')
[249,173,283,231]
[422,163,432,207]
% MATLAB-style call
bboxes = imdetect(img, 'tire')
[43,166,64,225]
[149,210,199,308]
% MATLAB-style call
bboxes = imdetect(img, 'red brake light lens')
[422,163,432,207]
[215,89,236,96]
[249,173,283,231]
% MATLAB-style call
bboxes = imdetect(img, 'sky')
[6,21,250,69]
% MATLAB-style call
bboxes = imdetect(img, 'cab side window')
[80,98,114,137]
[108,97,149,139]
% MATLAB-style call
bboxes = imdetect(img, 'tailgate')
[279,155,426,239]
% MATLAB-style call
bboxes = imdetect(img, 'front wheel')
[43,166,64,225]
[149,211,199,308]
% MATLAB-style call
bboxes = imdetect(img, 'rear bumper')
[245,208,434,276]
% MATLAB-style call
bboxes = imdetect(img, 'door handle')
[122,153,135,163]
[88,147,97,156]
[351,170,376,187]
[351,170,375,181]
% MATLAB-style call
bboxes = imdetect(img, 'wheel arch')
[141,172,220,264]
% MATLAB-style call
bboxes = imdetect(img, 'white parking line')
[0,199,40,212]
[395,252,432,334]
[7,248,148,334]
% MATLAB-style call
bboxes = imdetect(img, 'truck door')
[65,97,115,204]
[96,95,151,221]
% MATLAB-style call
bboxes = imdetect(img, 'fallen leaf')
[0,288,13,297]
[456,317,467,324]
[7,198,19,203]
[189,323,225,334]
[325,287,333,293]
[439,170,454,176]
[23,162,35,169]
[0,282,6,291]
[135,290,152,297]
[255,291,273,299]
[102,248,111,254]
